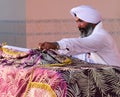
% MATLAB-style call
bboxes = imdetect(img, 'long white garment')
[73,53,106,64]
[57,22,120,67]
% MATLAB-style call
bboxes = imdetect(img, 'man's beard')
[79,24,94,38]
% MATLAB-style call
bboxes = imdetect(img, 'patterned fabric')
[0,48,72,68]
[23,67,67,97]
[58,67,120,97]
[0,46,120,97]
[0,66,67,97]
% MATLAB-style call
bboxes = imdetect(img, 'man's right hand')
[38,42,59,50]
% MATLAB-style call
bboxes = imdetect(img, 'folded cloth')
[3,45,30,52]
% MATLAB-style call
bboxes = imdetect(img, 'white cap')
[70,5,102,24]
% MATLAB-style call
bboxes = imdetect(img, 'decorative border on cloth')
[23,67,67,97]
[24,68,57,97]
[24,82,57,97]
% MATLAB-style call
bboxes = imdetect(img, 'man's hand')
[39,42,59,50]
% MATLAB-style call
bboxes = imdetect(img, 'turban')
[70,5,102,24]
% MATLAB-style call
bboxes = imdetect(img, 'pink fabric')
[0,66,28,97]
[0,66,67,97]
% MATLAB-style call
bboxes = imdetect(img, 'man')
[39,5,120,66]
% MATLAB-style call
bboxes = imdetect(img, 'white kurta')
[57,22,120,67]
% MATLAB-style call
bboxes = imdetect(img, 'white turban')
[70,5,102,24]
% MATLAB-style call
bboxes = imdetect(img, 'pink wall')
[26,0,120,49]
[26,0,120,20]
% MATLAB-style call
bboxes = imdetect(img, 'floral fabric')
[0,47,120,97]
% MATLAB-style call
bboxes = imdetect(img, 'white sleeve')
[57,33,106,55]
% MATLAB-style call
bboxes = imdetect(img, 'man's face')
[75,17,94,37]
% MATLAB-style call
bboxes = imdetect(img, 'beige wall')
[26,0,120,50]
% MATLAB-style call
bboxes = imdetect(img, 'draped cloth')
[0,46,120,97]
